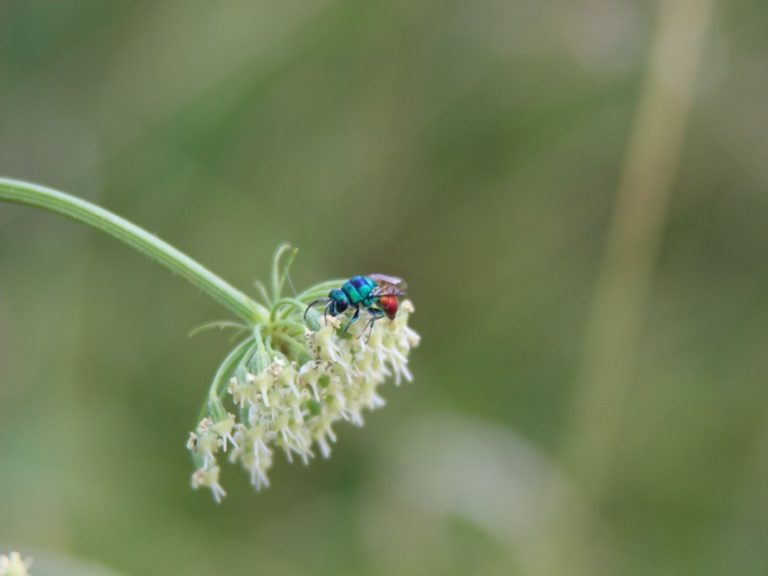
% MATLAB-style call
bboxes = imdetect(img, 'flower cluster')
[187,300,419,500]
[0,553,32,576]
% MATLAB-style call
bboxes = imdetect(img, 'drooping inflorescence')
[0,182,419,502]
[186,246,419,500]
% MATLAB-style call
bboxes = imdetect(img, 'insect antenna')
[304,298,330,321]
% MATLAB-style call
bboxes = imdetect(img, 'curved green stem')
[271,297,308,321]
[0,177,267,323]
[297,278,346,301]
[208,336,255,402]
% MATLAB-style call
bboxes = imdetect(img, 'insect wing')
[368,273,404,286]
[368,273,407,296]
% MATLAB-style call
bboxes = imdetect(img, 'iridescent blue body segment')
[342,275,377,306]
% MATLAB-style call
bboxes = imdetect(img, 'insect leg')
[363,307,386,341]
[342,304,361,334]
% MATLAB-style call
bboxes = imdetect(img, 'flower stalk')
[0,177,266,323]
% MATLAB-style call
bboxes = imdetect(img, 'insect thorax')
[342,275,376,306]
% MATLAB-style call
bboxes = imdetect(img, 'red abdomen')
[378,295,399,320]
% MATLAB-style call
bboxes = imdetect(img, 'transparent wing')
[368,273,408,296]
[368,273,404,286]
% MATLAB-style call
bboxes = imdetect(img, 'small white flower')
[0,552,33,576]
[191,465,226,503]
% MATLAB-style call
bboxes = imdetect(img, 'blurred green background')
[1,0,767,575]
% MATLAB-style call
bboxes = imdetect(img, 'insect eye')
[336,299,348,312]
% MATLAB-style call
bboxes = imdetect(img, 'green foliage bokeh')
[1,1,767,575]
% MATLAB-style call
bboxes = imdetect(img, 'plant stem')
[0,177,267,323]
[531,1,714,574]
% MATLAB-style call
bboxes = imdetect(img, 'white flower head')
[0,552,33,576]
[187,254,419,500]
